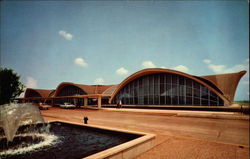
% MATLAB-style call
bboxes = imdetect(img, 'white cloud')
[208,64,226,74]
[74,58,88,67]
[94,78,104,85]
[203,59,249,74]
[26,76,37,88]
[171,65,189,73]
[116,67,129,75]
[142,61,156,68]
[141,61,190,73]
[223,64,247,73]
[58,30,73,40]
[203,59,211,64]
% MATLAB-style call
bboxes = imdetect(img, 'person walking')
[119,100,122,108]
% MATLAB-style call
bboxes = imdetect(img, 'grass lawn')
[234,101,250,106]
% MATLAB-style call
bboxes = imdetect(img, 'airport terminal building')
[17,68,246,108]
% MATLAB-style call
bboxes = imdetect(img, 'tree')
[0,68,25,105]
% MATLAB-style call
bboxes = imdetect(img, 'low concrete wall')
[87,134,155,159]
[48,120,156,159]
[102,104,250,114]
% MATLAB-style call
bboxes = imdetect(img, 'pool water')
[0,122,141,159]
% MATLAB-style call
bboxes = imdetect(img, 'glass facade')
[113,73,224,106]
[55,85,87,105]
[57,85,87,96]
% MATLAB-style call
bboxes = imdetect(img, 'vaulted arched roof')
[54,82,89,97]
[54,82,116,97]
[201,71,246,102]
[102,85,118,96]
[109,68,238,104]
[24,88,54,98]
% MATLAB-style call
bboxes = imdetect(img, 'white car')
[59,103,76,109]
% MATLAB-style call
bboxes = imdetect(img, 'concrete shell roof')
[102,85,118,96]
[109,68,247,104]
[53,82,115,97]
[24,88,55,98]
[48,90,56,97]
[23,69,246,105]
[201,71,246,102]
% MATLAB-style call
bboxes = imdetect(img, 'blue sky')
[1,1,249,100]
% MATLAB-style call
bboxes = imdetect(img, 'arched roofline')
[194,76,224,94]
[24,88,42,98]
[109,68,230,104]
[54,82,88,97]
[201,70,247,102]
[48,90,56,97]
[24,88,54,98]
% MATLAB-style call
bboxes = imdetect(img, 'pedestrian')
[83,116,88,124]
[119,100,122,108]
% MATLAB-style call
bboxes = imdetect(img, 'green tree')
[0,68,25,105]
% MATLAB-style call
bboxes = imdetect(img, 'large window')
[113,73,224,106]
[55,85,86,105]
[57,85,87,96]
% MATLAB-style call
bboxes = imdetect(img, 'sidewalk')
[42,107,249,159]
[135,134,249,159]
[100,107,249,120]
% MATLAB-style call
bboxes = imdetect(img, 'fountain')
[0,103,58,157]
[0,103,153,159]
[0,103,45,142]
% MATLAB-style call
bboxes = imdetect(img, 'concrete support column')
[74,98,77,106]
[98,96,102,109]
[84,98,88,106]
[51,99,54,106]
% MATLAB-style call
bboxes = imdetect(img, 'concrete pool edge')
[48,120,156,159]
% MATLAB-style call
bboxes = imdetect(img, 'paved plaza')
[41,107,249,159]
